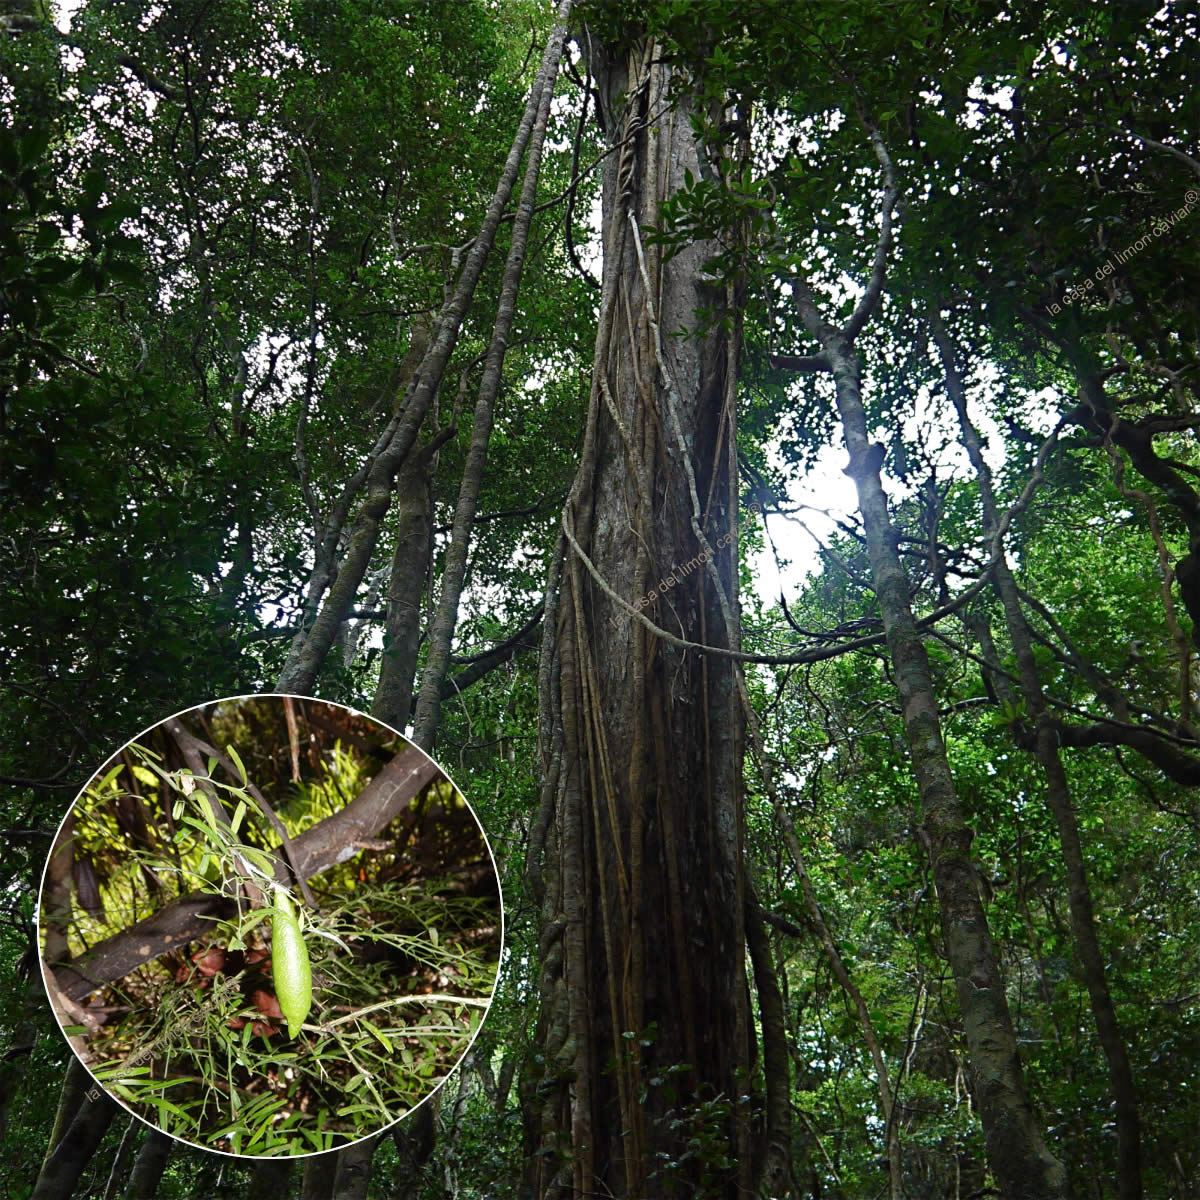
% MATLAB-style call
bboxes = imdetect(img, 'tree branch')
[51,746,441,1003]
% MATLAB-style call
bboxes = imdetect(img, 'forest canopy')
[2,1,1199,1198]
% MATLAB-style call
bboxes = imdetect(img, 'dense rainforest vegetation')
[2,0,1199,1197]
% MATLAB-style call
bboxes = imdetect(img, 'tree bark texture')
[527,34,751,1200]
[411,23,560,751]
[121,1129,173,1200]
[823,333,1068,1200]
[302,1151,338,1199]
[935,314,1143,1200]
[31,1079,118,1200]
[332,1130,378,1200]
[274,0,573,696]
[372,444,439,729]
[37,1056,91,1182]
[101,1119,139,1200]
[745,896,792,1198]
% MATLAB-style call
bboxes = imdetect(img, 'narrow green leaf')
[226,744,247,785]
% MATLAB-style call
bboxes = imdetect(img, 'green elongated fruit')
[271,890,311,1038]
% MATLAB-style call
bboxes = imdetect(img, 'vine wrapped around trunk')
[525,34,753,1200]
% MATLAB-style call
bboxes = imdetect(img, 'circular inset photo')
[37,695,503,1157]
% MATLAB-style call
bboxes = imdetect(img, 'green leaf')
[226,744,247,785]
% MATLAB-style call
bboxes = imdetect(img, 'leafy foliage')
[4,0,1200,1196]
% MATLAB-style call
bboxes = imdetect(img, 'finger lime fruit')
[271,891,311,1038]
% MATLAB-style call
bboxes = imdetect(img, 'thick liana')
[271,889,311,1038]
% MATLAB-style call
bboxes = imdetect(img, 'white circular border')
[36,691,508,1160]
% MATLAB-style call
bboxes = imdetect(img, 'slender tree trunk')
[336,564,388,667]
[372,443,441,729]
[333,1131,378,1200]
[31,1079,118,1200]
[275,0,573,695]
[302,1150,338,1199]
[822,329,1066,1200]
[280,408,402,686]
[102,1119,139,1200]
[283,15,570,1188]
[410,14,561,751]
[37,1056,90,1181]
[745,895,792,1198]
[366,14,567,1186]
[391,1100,437,1179]
[527,34,751,1199]
[934,313,1143,1200]
[121,1129,173,1200]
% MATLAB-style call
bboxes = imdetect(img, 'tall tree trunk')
[527,34,751,1199]
[121,1129,173,1200]
[411,14,561,750]
[778,111,1065,1189]
[376,46,561,1176]
[288,11,570,1188]
[37,1056,90,1181]
[372,442,441,729]
[101,1119,139,1200]
[302,1150,338,1199]
[31,1080,118,1200]
[333,1131,378,1200]
[934,312,1143,1200]
[275,0,573,695]
[821,330,1067,1199]
[745,895,792,1198]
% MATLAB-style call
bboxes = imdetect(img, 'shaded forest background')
[2,1,1200,1198]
